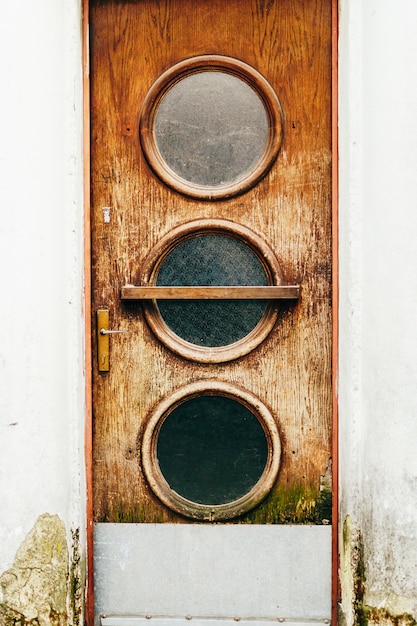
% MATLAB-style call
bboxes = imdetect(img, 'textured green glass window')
[153,71,269,187]
[156,395,268,505]
[156,234,268,347]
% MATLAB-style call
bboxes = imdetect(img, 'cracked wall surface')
[339,516,417,626]
[0,514,69,626]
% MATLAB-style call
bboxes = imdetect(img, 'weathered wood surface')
[90,0,332,523]
[120,286,301,300]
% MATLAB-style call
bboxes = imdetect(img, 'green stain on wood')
[103,483,332,524]
[240,482,332,524]
[104,502,167,523]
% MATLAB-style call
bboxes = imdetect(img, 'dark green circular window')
[156,233,268,348]
[141,381,282,521]
[157,395,268,505]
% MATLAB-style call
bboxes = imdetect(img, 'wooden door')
[90,0,332,619]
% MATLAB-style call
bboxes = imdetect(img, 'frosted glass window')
[154,71,269,187]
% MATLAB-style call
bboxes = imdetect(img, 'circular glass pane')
[140,56,283,199]
[156,234,268,347]
[141,381,282,520]
[157,395,268,505]
[141,219,283,363]
[154,71,269,187]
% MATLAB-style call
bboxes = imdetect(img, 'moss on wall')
[0,514,84,626]
[340,516,417,626]
[69,528,84,626]
[359,607,417,626]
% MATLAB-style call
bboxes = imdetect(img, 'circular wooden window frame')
[139,55,284,200]
[141,380,281,521]
[139,219,284,363]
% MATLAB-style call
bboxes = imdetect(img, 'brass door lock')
[97,309,128,372]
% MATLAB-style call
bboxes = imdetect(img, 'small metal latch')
[97,309,128,372]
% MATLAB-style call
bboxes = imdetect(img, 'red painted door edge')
[331,0,340,623]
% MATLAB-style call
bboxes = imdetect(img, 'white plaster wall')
[0,0,84,572]
[339,0,417,618]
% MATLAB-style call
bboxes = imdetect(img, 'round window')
[139,219,284,363]
[141,381,281,521]
[140,55,283,199]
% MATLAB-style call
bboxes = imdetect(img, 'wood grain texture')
[120,286,300,299]
[90,0,332,523]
